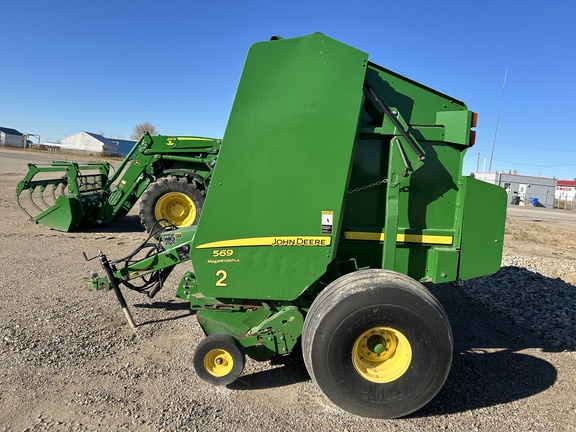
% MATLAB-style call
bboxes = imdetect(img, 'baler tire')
[139,176,204,235]
[193,334,246,386]
[302,269,453,419]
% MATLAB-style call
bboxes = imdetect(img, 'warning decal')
[321,211,333,234]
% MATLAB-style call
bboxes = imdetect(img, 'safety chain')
[347,178,388,194]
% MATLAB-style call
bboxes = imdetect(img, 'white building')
[556,180,576,203]
[60,131,120,155]
[0,127,25,148]
[474,172,557,207]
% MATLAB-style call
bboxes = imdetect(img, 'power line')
[478,153,576,168]
[477,136,576,153]
[0,120,69,138]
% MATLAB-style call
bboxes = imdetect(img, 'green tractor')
[16,133,220,234]
[84,33,507,418]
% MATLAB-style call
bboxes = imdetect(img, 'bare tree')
[131,122,158,140]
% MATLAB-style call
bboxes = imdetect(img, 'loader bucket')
[15,161,110,232]
[32,195,85,232]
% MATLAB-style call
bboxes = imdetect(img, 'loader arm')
[16,132,220,232]
[100,133,220,226]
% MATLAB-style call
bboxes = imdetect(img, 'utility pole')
[489,67,508,173]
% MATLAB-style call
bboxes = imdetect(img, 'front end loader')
[84,33,507,419]
[16,132,220,233]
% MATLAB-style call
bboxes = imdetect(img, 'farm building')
[107,137,136,157]
[474,172,557,207]
[60,132,135,157]
[0,127,25,148]
[60,131,119,155]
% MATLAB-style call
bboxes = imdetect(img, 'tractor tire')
[193,334,246,386]
[302,269,453,419]
[139,176,204,234]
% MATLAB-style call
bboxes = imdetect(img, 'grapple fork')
[15,161,110,231]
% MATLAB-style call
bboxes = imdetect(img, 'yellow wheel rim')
[352,326,412,383]
[154,192,196,227]
[203,349,234,377]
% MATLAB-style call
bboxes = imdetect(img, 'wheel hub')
[155,191,197,227]
[204,348,234,377]
[352,327,412,383]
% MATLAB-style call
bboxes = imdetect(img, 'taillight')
[470,130,477,146]
[469,112,478,146]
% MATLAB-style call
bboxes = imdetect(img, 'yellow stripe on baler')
[344,231,453,245]
[196,236,332,249]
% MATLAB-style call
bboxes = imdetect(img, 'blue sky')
[1,0,575,179]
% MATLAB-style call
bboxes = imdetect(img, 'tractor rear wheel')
[302,269,453,419]
[193,334,246,386]
[139,176,204,234]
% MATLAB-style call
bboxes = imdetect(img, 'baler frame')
[83,33,507,419]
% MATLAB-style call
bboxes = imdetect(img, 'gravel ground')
[1,148,575,431]
[463,255,576,351]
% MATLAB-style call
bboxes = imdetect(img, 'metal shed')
[60,131,119,155]
[474,172,557,207]
[107,138,136,157]
[0,127,25,148]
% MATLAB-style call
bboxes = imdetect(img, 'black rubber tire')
[193,334,246,386]
[139,176,204,234]
[302,269,453,419]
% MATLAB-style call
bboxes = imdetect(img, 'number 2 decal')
[215,270,228,287]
